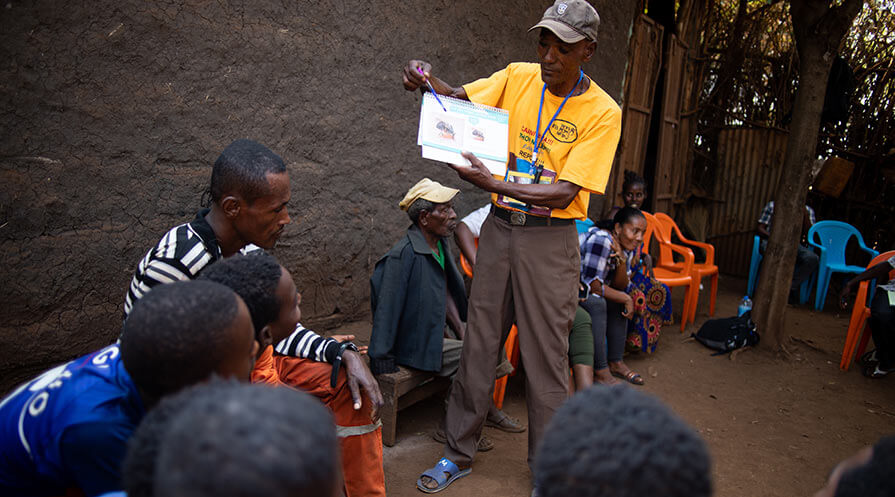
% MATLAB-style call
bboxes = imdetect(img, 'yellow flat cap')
[399,178,460,211]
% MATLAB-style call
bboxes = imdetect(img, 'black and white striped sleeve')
[124,256,195,316]
[124,224,215,317]
[274,323,340,363]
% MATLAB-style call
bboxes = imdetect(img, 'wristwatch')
[330,341,359,388]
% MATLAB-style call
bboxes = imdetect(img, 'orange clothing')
[463,62,622,219]
[251,345,285,386]
[250,346,386,497]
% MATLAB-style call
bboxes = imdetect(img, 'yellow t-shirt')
[462,62,621,219]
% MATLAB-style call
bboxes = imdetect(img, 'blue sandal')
[416,457,471,493]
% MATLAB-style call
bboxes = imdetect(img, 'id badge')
[496,157,555,216]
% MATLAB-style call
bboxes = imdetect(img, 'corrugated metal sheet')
[608,14,663,213]
[674,40,703,204]
[708,127,788,276]
[654,35,687,215]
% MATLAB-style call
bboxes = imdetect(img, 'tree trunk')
[753,0,863,351]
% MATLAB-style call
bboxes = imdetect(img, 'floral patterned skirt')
[626,268,673,353]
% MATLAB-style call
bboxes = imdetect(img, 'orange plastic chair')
[643,212,699,331]
[460,238,520,409]
[653,212,719,318]
[459,239,478,279]
[491,325,520,409]
[840,250,895,371]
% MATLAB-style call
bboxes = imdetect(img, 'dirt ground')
[337,276,895,497]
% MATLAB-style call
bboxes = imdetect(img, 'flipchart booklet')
[417,92,509,176]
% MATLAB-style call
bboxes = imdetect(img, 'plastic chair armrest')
[663,241,694,275]
[857,241,879,258]
[669,219,715,265]
[686,239,715,265]
[807,238,825,254]
[667,223,713,263]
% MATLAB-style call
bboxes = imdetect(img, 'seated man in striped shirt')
[200,253,386,497]
[123,139,381,417]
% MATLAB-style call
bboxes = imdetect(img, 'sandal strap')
[864,364,893,378]
[420,458,460,485]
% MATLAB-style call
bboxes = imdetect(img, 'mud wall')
[0,0,635,391]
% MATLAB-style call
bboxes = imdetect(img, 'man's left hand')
[342,350,384,422]
[450,152,496,191]
[331,334,368,354]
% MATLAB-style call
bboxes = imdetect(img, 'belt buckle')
[509,212,527,226]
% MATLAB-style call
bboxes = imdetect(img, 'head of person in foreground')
[153,381,341,497]
[535,386,712,497]
[813,434,895,497]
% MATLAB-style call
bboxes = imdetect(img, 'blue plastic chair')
[746,235,814,304]
[807,221,879,311]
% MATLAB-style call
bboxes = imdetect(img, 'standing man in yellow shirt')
[402,0,621,493]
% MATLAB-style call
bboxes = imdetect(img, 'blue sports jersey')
[0,345,145,496]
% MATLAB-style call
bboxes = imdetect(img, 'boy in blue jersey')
[0,280,258,497]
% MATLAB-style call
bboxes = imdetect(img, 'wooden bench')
[376,366,451,447]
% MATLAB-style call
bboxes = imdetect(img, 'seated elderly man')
[369,178,523,446]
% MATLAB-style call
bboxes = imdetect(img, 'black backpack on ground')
[692,311,759,354]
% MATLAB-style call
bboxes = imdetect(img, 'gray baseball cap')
[529,0,600,43]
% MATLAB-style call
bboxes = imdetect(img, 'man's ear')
[582,41,596,62]
[221,195,241,219]
[418,210,430,227]
[258,325,273,351]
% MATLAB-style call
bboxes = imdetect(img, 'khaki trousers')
[443,212,579,472]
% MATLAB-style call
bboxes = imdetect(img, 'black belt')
[490,204,574,227]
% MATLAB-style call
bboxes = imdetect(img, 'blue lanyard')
[531,69,584,167]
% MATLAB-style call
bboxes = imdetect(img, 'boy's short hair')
[835,435,895,497]
[154,382,339,497]
[210,139,286,205]
[120,280,242,398]
[536,386,712,497]
[198,252,282,338]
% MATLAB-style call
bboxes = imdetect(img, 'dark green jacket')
[369,224,467,374]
